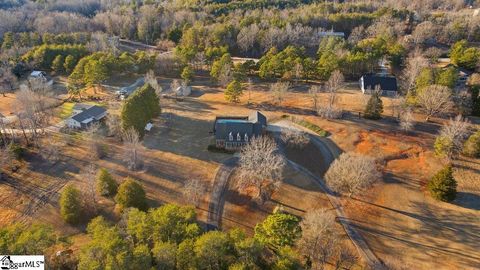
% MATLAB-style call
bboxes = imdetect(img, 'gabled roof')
[214,111,267,141]
[71,105,106,122]
[361,74,398,91]
[248,111,267,126]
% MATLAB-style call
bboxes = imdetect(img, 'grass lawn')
[294,119,329,137]
[58,101,105,119]
[59,102,75,119]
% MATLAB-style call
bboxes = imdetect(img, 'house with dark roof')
[66,104,107,129]
[213,111,267,150]
[359,74,398,96]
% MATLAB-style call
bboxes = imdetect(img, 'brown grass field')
[1,74,479,269]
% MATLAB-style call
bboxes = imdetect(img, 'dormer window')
[237,133,241,141]
[229,132,233,141]
[244,133,249,142]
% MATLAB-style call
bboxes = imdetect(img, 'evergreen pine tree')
[428,165,457,202]
[60,184,82,224]
[225,80,243,103]
[364,89,383,120]
[52,55,65,73]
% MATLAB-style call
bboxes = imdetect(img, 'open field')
[0,92,17,116]
[1,74,479,269]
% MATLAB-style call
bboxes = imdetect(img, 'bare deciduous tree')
[145,69,162,95]
[0,66,17,97]
[182,178,207,207]
[390,93,406,120]
[236,136,285,204]
[41,135,63,162]
[237,24,260,53]
[270,81,290,105]
[0,144,13,180]
[218,62,233,87]
[400,50,429,95]
[417,85,453,121]
[325,153,381,197]
[412,21,437,45]
[15,81,54,146]
[438,115,470,157]
[106,113,121,140]
[399,108,414,132]
[122,127,142,171]
[298,209,340,270]
[85,123,103,160]
[82,163,98,214]
[334,247,358,270]
[281,128,309,148]
[318,70,344,119]
[308,85,320,113]
[247,78,253,104]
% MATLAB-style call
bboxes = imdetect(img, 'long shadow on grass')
[454,192,480,210]
[350,196,480,267]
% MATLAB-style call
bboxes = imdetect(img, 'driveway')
[269,120,385,269]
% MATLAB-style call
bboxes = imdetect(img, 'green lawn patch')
[59,102,75,119]
[295,120,329,137]
[59,101,104,119]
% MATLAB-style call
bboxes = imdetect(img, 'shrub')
[60,184,82,224]
[96,168,118,196]
[115,177,148,211]
[434,136,454,158]
[463,131,480,158]
[428,165,457,202]
[295,120,328,137]
[8,143,25,160]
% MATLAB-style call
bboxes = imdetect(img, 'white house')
[67,105,107,129]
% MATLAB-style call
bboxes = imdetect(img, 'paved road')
[269,121,385,269]
[206,156,238,231]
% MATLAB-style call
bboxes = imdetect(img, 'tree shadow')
[454,192,480,210]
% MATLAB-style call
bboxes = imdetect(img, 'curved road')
[207,120,385,269]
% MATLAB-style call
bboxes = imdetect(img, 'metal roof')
[361,74,398,91]
[71,105,106,122]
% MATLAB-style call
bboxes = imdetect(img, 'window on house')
[229,132,233,141]
[237,133,241,141]
[244,133,248,142]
